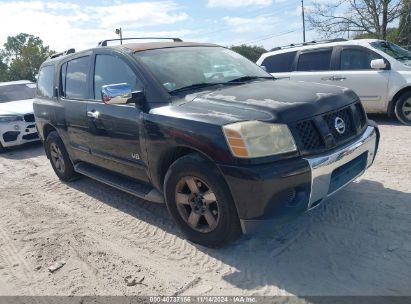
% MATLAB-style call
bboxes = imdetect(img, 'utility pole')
[301,0,306,42]
[115,28,123,44]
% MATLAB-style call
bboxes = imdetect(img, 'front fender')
[142,112,232,190]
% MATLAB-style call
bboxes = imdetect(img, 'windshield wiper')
[228,75,274,83]
[396,56,411,60]
[169,76,274,94]
[169,82,241,94]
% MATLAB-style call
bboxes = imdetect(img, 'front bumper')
[305,125,377,209]
[218,125,379,234]
[0,119,39,148]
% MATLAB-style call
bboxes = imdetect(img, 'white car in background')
[257,39,411,125]
[0,80,39,151]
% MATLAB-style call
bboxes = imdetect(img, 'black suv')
[34,38,379,247]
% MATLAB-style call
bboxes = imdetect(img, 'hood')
[0,99,34,116]
[165,80,358,125]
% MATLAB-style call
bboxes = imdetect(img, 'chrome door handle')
[87,111,99,119]
[333,76,346,81]
[321,76,334,81]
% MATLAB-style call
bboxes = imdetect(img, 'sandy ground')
[0,115,410,297]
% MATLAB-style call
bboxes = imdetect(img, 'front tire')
[394,92,411,125]
[164,154,241,247]
[45,131,78,181]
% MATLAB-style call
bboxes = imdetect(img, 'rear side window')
[93,55,138,100]
[65,56,90,99]
[297,49,332,71]
[37,65,54,99]
[340,48,382,70]
[261,52,296,73]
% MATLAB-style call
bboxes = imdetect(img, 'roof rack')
[49,48,75,59]
[97,37,183,47]
[269,38,347,52]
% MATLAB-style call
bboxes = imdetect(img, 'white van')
[257,39,411,125]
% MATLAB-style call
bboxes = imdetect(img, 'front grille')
[295,120,324,151]
[23,114,35,123]
[291,102,366,155]
[355,102,366,128]
[323,107,354,143]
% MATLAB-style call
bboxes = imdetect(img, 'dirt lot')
[0,115,410,296]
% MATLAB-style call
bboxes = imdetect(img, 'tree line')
[231,0,410,60]
[308,0,411,46]
[0,33,54,82]
[1,1,410,83]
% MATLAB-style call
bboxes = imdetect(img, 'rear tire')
[394,92,411,125]
[164,154,241,247]
[45,131,78,181]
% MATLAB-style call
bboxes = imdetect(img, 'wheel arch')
[388,86,411,117]
[42,123,58,141]
[42,123,59,158]
[157,145,215,189]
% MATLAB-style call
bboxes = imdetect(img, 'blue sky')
[0,0,320,52]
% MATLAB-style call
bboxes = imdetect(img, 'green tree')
[0,33,54,82]
[230,45,267,62]
[0,53,8,81]
[398,0,411,46]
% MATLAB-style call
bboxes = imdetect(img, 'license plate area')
[328,152,367,194]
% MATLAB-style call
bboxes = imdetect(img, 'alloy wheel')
[402,98,411,120]
[50,142,65,174]
[175,176,220,233]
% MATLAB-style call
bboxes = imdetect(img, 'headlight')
[223,121,297,158]
[0,115,23,123]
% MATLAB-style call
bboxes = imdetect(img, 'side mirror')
[101,83,145,105]
[101,83,132,104]
[130,90,146,105]
[260,65,267,72]
[370,59,387,70]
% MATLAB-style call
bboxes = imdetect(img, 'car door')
[60,55,94,161]
[84,51,149,182]
[289,48,337,86]
[332,46,390,112]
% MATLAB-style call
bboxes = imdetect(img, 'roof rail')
[269,38,347,52]
[49,48,75,59]
[97,37,183,47]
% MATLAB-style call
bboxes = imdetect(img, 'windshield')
[0,83,36,103]
[134,46,272,93]
[371,41,411,66]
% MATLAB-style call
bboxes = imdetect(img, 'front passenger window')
[94,55,138,100]
[340,48,382,70]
